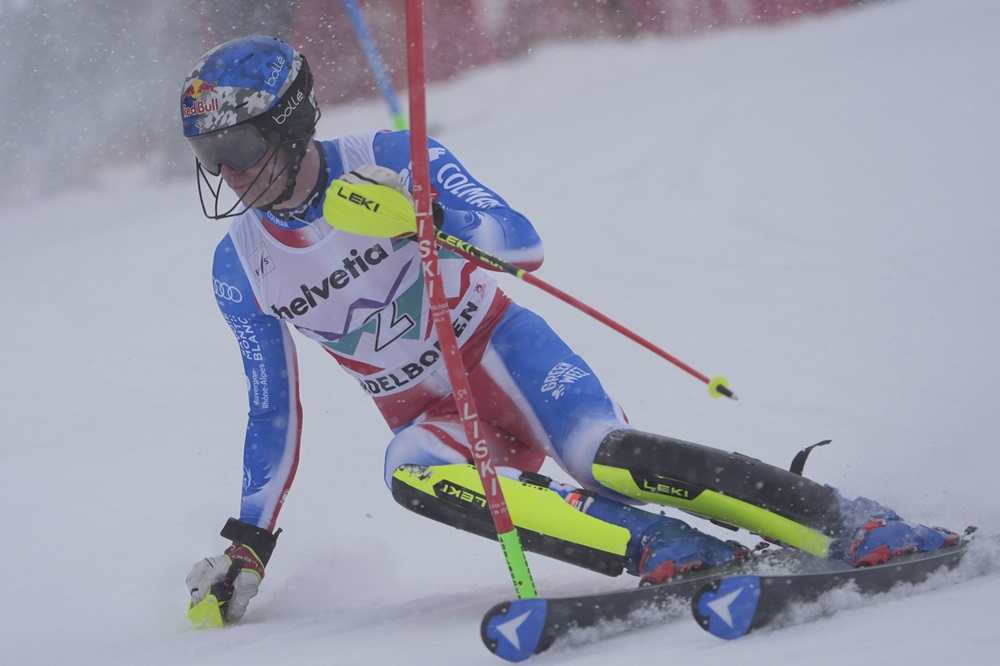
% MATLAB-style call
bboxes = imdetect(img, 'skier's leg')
[588,428,960,565]
[454,302,746,583]
[454,303,957,572]
[382,414,545,489]
[474,306,839,557]
[588,429,842,556]
[390,461,748,582]
[468,301,631,493]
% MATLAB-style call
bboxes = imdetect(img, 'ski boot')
[560,487,749,585]
[635,517,750,586]
[848,518,960,567]
[829,490,960,567]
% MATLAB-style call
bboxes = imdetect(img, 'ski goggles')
[186,123,271,176]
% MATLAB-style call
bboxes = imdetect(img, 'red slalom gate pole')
[404,0,537,599]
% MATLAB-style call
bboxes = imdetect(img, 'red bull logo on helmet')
[183,78,216,99]
[182,78,220,118]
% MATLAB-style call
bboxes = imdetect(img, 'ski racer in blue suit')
[181,36,960,625]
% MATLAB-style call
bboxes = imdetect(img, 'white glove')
[186,544,264,625]
[186,519,278,627]
[341,164,414,207]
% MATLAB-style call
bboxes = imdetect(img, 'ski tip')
[481,598,549,662]
[691,575,761,640]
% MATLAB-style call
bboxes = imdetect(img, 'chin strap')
[258,137,313,212]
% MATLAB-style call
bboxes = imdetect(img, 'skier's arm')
[211,236,302,532]
[374,132,544,271]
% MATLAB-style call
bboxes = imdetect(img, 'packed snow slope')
[4,1,999,664]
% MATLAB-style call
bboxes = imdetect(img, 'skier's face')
[219,143,289,207]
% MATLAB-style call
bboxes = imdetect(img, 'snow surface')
[4,1,1000,664]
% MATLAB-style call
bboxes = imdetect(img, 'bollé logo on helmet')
[272,89,305,125]
[265,56,286,87]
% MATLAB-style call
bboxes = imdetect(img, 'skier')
[181,36,959,625]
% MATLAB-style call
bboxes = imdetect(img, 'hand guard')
[341,165,414,207]
[186,518,280,627]
[340,164,444,231]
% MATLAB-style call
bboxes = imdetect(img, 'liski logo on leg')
[481,598,548,662]
[692,576,761,640]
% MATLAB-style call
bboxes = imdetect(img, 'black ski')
[691,543,967,640]
[480,542,972,661]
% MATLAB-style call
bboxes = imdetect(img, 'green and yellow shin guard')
[391,463,630,576]
[592,430,841,557]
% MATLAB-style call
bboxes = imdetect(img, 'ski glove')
[186,518,280,627]
[341,164,445,229]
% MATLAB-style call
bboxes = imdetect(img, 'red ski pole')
[432,231,738,400]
